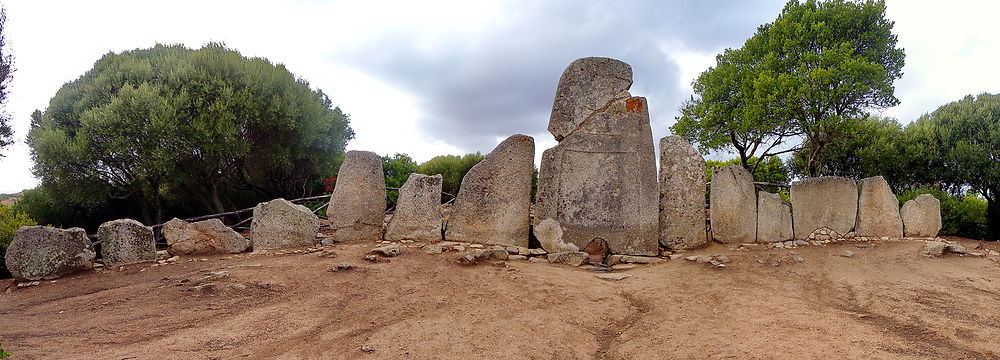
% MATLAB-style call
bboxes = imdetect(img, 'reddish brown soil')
[2,237,1000,359]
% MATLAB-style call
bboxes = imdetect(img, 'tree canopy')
[27,43,354,225]
[0,8,15,156]
[672,0,904,177]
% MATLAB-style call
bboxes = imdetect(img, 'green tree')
[382,153,419,208]
[707,156,790,200]
[789,115,914,189]
[418,153,485,202]
[1,204,38,278]
[673,0,904,177]
[0,7,15,156]
[917,94,1000,241]
[28,43,353,225]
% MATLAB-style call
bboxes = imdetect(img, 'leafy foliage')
[418,153,485,202]
[382,153,419,208]
[1,204,38,278]
[0,7,15,156]
[673,0,904,176]
[706,156,790,200]
[27,43,354,225]
[789,116,914,189]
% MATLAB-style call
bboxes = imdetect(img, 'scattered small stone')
[329,262,355,272]
[422,244,444,255]
[685,256,699,261]
[793,256,805,262]
[810,241,822,246]
[363,254,379,262]
[715,255,731,263]
[230,283,247,290]
[256,282,271,289]
[320,238,341,246]
[783,241,795,248]
[318,249,338,258]
[508,255,527,261]
[773,242,784,249]
[787,251,799,255]
[709,260,725,268]
[946,243,967,254]
[361,345,375,353]
[528,248,547,256]
[474,248,509,261]
[155,250,170,260]
[841,251,855,258]
[668,254,684,260]
[189,283,215,292]
[794,240,809,246]
[458,252,478,265]
[595,273,631,281]
[969,252,984,257]
[611,264,637,270]
[199,271,229,282]
[547,251,589,266]
[371,244,402,257]
[528,257,547,264]
[921,241,948,257]
[453,245,465,252]
[695,255,712,264]
[756,259,766,264]
[469,244,484,249]
[989,250,1000,256]
[315,233,324,238]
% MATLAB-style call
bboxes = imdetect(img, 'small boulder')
[250,198,320,251]
[921,241,947,257]
[371,244,402,257]
[547,251,589,266]
[421,244,444,255]
[97,219,155,267]
[5,226,95,280]
[164,218,248,255]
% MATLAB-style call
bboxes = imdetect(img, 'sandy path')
[2,237,999,359]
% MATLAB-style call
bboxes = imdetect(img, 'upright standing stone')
[658,135,707,249]
[855,176,903,238]
[710,165,757,243]
[163,218,249,255]
[756,192,793,243]
[901,194,942,238]
[791,177,858,239]
[5,226,95,280]
[328,150,386,243]
[535,57,659,256]
[97,218,155,266]
[385,173,443,242]
[445,134,534,247]
[250,198,319,251]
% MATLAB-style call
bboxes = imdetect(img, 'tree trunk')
[987,195,999,242]
[807,142,825,177]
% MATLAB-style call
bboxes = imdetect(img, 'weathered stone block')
[658,135,707,249]
[535,57,658,256]
[386,173,443,242]
[5,226,95,280]
[97,218,155,266]
[444,134,534,247]
[164,218,248,255]
[756,192,793,243]
[901,194,942,238]
[710,165,756,243]
[328,150,386,242]
[791,177,858,239]
[855,176,903,238]
[250,198,319,251]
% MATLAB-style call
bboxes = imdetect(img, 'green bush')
[897,188,987,240]
[1,204,38,278]
[0,342,11,358]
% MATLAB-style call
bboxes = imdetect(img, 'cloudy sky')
[1,0,998,193]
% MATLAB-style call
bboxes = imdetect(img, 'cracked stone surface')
[535,57,658,256]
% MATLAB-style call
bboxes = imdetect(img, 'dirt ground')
[2,235,1000,360]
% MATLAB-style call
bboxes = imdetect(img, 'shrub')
[1,204,38,278]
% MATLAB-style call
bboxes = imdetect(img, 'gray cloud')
[333,0,786,154]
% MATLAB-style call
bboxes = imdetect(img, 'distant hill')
[0,192,24,206]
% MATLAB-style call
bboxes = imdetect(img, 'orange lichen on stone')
[625,97,643,113]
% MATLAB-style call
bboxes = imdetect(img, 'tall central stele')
[534,57,659,256]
